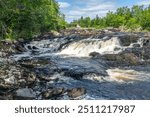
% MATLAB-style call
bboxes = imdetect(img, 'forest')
[0,0,66,40]
[69,5,150,31]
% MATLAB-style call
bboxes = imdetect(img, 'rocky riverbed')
[0,28,150,100]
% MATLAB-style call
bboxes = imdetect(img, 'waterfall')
[59,37,122,57]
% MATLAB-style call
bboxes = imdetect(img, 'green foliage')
[126,18,139,29]
[105,12,126,28]
[140,9,150,30]
[0,0,66,40]
[69,5,150,31]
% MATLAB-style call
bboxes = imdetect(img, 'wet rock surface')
[0,29,150,100]
[15,88,36,99]
[42,87,65,99]
[67,87,86,99]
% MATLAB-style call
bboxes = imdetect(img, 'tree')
[84,17,91,27]
[69,5,150,31]
[0,0,66,40]
[140,10,150,30]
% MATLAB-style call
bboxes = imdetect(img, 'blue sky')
[56,0,150,22]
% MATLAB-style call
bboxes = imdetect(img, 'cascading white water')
[59,37,122,57]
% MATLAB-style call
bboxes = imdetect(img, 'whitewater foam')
[59,37,122,57]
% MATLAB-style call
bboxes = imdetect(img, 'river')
[1,30,150,100]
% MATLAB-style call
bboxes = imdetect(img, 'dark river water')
[9,32,150,99]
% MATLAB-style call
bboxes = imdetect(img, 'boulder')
[89,52,101,58]
[51,30,61,37]
[15,88,36,99]
[67,87,86,99]
[42,88,65,99]
[119,34,138,46]
[101,53,140,66]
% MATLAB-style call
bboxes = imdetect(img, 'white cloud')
[137,0,150,5]
[58,2,70,8]
[60,0,116,22]
[81,4,115,12]
[68,11,85,16]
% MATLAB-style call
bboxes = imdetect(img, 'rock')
[64,71,84,80]
[0,62,23,88]
[15,88,36,99]
[18,79,26,87]
[0,83,12,90]
[119,34,138,46]
[42,88,65,99]
[89,52,101,58]
[123,47,150,60]
[142,48,150,60]
[123,53,140,65]
[130,43,140,48]
[4,76,16,84]
[101,53,140,66]
[51,30,61,37]
[0,41,15,56]
[141,38,150,47]
[67,87,86,99]
[15,44,26,52]
[32,46,38,50]
[0,52,7,57]
[27,73,36,84]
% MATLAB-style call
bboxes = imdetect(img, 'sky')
[56,0,150,22]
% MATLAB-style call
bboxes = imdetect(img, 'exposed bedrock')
[1,29,150,99]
